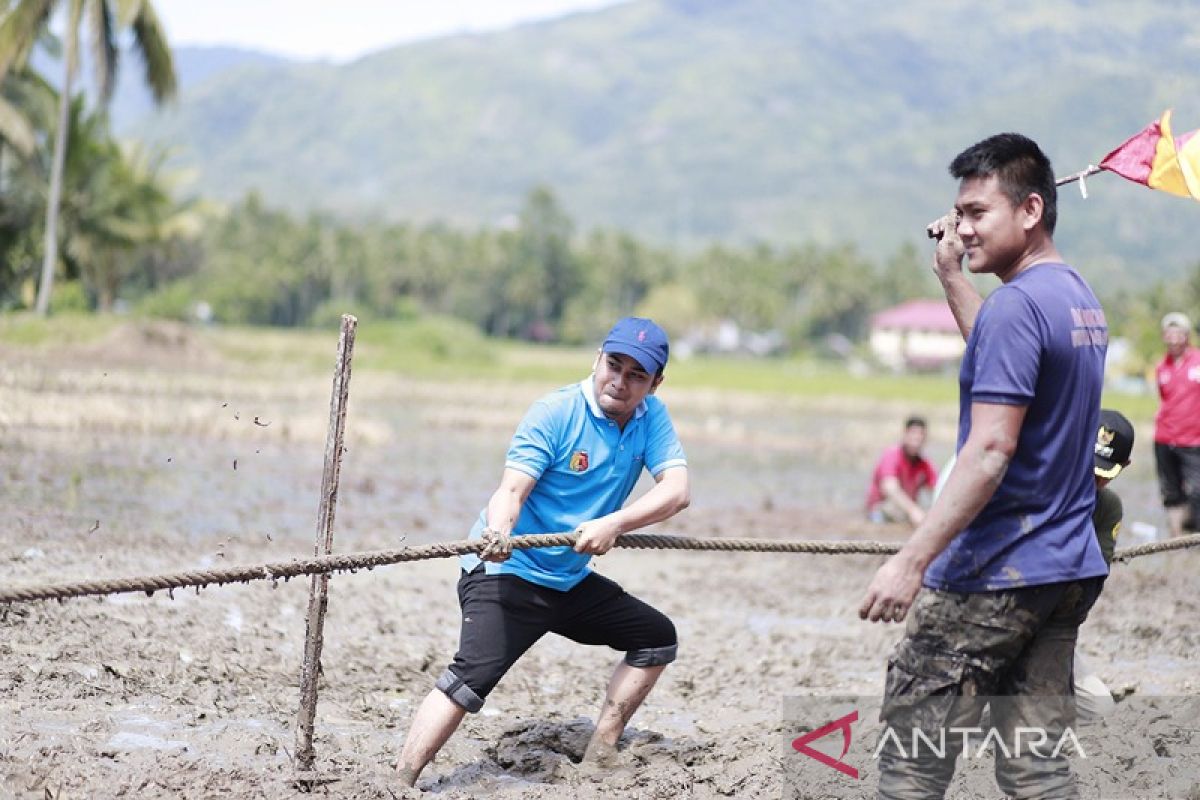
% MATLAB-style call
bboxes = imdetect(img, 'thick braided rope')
[1110,532,1200,563]
[2,532,1197,605]
[0,534,895,604]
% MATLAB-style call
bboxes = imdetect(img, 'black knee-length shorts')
[435,566,677,712]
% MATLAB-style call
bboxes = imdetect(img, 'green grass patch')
[0,311,120,347]
[664,357,961,403]
[1098,390,1158,425]
[205,315,580,381]
[1,313,1159,419]
[354,316,499,373]
[205,324,343,372]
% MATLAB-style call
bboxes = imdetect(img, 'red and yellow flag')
[1099,109,1200,200]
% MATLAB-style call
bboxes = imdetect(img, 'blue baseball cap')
[602,317,669,375]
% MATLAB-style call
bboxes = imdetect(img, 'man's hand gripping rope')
[478,527,513,562]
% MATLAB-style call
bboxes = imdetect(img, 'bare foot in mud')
[580,738,620,769]
[565,758,612,783]
[395,765,420,788]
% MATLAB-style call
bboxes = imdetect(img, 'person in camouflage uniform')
[860,134,1109,799]
[1089,409,1133,565]
[1075,408,1134,722]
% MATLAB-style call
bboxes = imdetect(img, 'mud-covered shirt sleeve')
[970,287,1041,406]
[504,400,561,480]
[644,401,686,477]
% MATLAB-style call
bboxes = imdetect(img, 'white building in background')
[676,319,785,358]
[869,299,964,372]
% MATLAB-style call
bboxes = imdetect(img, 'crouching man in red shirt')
[864,416,939,528]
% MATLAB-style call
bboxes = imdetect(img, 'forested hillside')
[128,0,1200,286]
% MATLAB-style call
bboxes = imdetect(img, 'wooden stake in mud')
[295,314,357,772]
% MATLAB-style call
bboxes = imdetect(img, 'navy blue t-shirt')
[925,263,1111,592]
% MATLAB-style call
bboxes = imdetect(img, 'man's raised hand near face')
[926,209,966,281]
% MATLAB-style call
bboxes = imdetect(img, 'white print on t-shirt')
[1070,308,1107,327]
[1069,307,1107,348]
[1161,364,1200,384]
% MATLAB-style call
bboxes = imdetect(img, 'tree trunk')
[97,257,117,312]
[35,26,77,316]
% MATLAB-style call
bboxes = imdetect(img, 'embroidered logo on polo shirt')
[569,450,589,472]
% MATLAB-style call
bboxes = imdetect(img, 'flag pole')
[1056,164,1103,187]
[928,163,1107,237]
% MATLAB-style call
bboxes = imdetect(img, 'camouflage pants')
[876,578,1104,800]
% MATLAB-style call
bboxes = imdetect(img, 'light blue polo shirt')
[460,377,687,590]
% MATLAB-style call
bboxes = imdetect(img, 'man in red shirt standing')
[865,416,939,527]
[1154,312,1200,537]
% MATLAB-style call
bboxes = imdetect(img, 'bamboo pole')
[295,314,358,772]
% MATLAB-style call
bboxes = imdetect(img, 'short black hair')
[949,133,1057,235]
[904,416,927,430]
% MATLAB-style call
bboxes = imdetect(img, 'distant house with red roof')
[869,299,964,371]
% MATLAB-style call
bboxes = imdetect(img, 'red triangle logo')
[791,710,860,779]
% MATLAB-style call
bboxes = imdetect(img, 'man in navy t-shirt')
[860,134,1108,800]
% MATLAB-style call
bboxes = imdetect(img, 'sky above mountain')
[152,0,628,62]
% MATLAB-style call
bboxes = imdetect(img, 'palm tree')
[0,70,38,159]
[0,18,56,194]
[4,93,207,311]
[0,56,56,303]
[1,62,55,195]
[66,136,205,311]
[0,0,175,315]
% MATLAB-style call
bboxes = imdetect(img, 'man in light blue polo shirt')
[397,317,690,788]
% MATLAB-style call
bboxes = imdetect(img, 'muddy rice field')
[2,325,1197,798]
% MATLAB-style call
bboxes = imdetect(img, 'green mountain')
[37,46,286,128]
[130,0,1200,286]
[109,47,287,128]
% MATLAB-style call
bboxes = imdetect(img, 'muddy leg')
[396,689,467,787]
[1167,506,1187,538]
[583,662,665,765]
